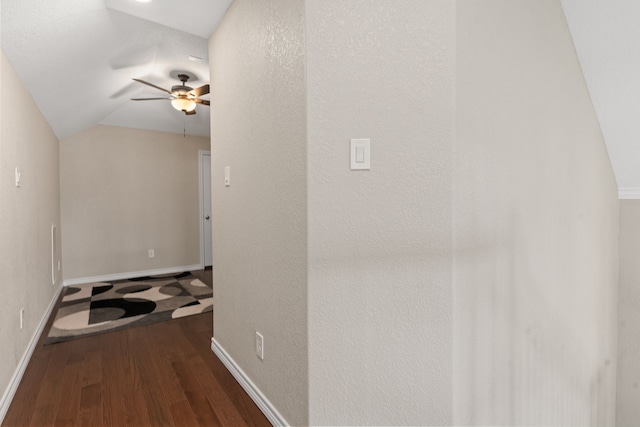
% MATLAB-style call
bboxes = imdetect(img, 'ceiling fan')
[131,74,210,115]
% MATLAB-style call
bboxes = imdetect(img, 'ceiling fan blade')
[195,99,210,106]
[131,98,172,101]
[132,78,172,94]
[189,84,210,97]
[185,109,197,116]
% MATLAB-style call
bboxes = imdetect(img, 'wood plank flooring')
[2,269,271,427]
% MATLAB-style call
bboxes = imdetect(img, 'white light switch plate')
[256,331,264,360]
[350,139,370,170]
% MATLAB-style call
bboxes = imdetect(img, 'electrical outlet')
[20,308,24,330]
[148,249,155,258]
[256,332,264,360]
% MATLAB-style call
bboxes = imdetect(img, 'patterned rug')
[44,272,212,345]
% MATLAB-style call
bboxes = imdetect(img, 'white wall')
[454,1,618,425]
[0,51,62,418]
[208,0,308,425]
[617,200,640,425]
[60,124,209,281]
[306,1,455,425]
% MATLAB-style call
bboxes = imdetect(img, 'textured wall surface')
[618,200,640,425]
[208,0,308,425]
[454,1,618,425]
[208,1,619,425]
[60,124,209,280]
[0,51,62,413]
[306,1,455,425]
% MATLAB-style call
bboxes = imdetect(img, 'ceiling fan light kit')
[131,73,209,115]
[171,97,196,112]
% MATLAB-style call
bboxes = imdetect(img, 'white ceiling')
[1,1,638,188]
[1,0,232,139]
[105,0,230,39]
[560,0,640,189]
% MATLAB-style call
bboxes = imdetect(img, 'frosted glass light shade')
[171,97,196,112]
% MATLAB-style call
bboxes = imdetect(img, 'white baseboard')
[0,284,63,424]
[211,338,289,427]
[62,264,203,287]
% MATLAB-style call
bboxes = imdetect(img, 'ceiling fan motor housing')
[171,85,194,96]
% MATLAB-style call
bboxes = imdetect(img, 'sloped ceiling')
[560,0,640,190]
[1,0,232,139]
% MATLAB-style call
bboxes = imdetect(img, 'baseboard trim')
[211,338,289,427]
[619,187,640,199]
[62,264,203,287]
[0,284,63,424]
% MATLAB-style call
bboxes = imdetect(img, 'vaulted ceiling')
[1,0,232,139]
[560,0,640,190]
[1,1,637,189]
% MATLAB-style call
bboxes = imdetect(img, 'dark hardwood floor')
[2,269,271,427]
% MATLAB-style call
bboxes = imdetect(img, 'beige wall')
[209,0,619,425]
[0,52,62,414]
[617,200,640,425]
[306,1,455,425]
[60,125,209,281]
[454,1,618,425]
[208,0,308,425]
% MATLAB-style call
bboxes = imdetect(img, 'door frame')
[198,150,212,268]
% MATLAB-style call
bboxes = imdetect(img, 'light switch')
[15,167,21,187]
[350,139,370,170]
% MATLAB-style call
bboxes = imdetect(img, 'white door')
[201,153,213,267]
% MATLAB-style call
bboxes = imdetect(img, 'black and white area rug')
[45,272,212,345]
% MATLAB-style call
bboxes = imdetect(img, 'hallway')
[1,270,269,427]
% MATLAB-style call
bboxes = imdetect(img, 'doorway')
[199,151,212,268]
